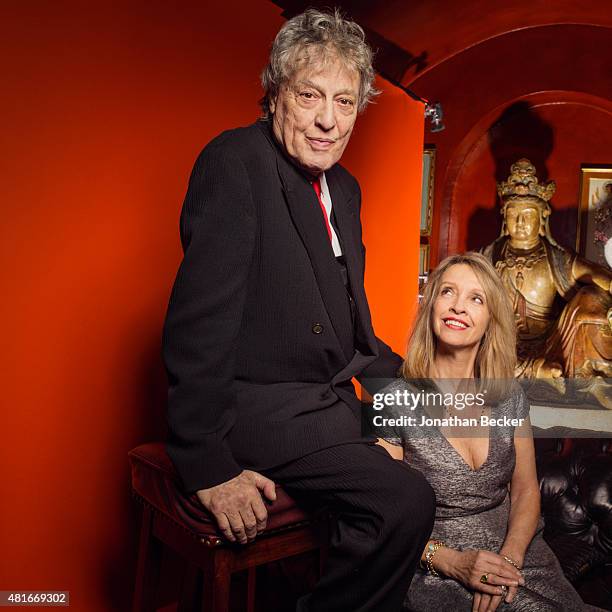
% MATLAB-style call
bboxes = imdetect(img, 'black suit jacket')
[162,119,402,492]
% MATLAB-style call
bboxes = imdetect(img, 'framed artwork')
[576,166,612,269]
[419,244,430,275]
[420,147,436,236]
[418,245,429,303]
[418,274,428,303]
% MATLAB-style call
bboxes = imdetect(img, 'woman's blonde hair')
[402,252,516,382]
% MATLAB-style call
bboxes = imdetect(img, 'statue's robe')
[482,237,612,377]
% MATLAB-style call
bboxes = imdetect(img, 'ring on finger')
[480,573,489,584]
[500,585,508,593]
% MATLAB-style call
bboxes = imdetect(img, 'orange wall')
[0,2,422,609]
[343,81,424,354]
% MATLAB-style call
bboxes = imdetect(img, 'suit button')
[312,323,324,334]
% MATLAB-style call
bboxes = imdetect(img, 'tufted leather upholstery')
[535,435,612,605]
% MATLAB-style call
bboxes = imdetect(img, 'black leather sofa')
[534,432,612,610]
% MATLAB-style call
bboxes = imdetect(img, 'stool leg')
[246,567,256,612]
[201,550,232,612]
[132,506,162,612]
[178,562,201,612]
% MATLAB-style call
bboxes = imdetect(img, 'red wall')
[0,2,422,609]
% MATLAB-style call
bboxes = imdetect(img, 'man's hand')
[196,470,277,544]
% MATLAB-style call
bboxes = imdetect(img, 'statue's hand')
[533,358,566,394]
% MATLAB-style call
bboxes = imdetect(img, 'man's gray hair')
[260,8,379,116]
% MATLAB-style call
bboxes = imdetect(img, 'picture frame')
[576,166,612,269]
[418,244,429,303]
[419,243,430,275]
[420,147,436,236]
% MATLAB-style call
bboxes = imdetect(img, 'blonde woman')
[377,252,602,611]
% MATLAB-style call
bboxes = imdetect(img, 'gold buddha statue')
[481,159,612,408]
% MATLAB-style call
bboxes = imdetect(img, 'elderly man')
[162,9,435,611]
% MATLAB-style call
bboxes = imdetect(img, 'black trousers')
[264,440,436,612]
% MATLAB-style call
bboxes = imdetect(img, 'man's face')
[270,55,360,175]
[505,200,542,245]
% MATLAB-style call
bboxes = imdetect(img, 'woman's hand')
[497,547,524,605]
[472,591,503,612]
[472,557,521,612]
[439,548,524,595]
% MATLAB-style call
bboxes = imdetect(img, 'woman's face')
[432,264,491,352]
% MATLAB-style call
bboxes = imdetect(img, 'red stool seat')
[129,443,325,611]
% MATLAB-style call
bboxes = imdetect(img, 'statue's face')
[505,200,542,247]
[432,264,490,354]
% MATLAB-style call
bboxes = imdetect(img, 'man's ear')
[269,95,277,115]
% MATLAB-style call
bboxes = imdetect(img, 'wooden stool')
[129,443,326,612]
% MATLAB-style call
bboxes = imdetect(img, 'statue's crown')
[497,158,556,202]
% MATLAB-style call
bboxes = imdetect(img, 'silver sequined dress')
[380,378,602,611]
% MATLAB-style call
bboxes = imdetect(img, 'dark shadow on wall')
[465,102,574,252]
[466,203,502,252]
[488,102,555,183]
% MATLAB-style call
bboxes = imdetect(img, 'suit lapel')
[255,118,377,360]
[275,157,355,360]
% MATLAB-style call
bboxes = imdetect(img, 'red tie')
[311,177,333,243]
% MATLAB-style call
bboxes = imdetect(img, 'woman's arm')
[500,417,541,567]
[484,416,540,608]
[376,437,403,460]
[427,545,523,596]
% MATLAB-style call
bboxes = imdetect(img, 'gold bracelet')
[424,540,445,577]
[419,540,439,570]
[420,540,435,571]
[502,555,522,571]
